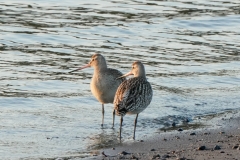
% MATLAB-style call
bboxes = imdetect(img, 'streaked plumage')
[69,53,125,127]
[113,61,153,140]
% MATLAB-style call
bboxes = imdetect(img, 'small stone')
[28,4,32,8]
[140,140,144,142]
[163,138,167,141]
[151,149,156,151]
[162,154,170,158]
[213,145,221,150]
[152,154,160,159]
[198,146,206,150]
[119,151,129,155]
[112,148,115,150]
[220,151,225,153]
[178,128,183,131]
[232,145,239,149]
[131,155,138,159]
[219,131,225,134]
[204,132,209,135]
[177,158,187,160]
[172,122,176,127]
[190,132,196,136]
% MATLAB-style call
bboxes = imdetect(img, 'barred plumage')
[114,77,152,116]
[69,53,125,127]
[113,61,153,140]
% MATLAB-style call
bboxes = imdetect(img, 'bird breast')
[90,73,121,104]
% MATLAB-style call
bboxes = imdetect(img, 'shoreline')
[87,110,240,160]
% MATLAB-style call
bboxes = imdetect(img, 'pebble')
[119,151,129,155]
[150,149,156,151]
[178,128,183,131]
[177,158,187,160]
[198,146,206,150]
[213,145,221,150]
[232,145,239,149]
[190,132,196,136]
[172,122,176,127]
[131,155,138,159]
[162,154,170,158]
[152,154,160,159]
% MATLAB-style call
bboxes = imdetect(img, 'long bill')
[117,71,133,79]
[69,63,91,73]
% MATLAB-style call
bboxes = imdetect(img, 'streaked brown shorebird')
[69,53,125,127]
[113,61,153,140]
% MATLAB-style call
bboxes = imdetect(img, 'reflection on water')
[87,129,121,150]
[0,0,240,159]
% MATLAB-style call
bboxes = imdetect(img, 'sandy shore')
[87,110,240,160]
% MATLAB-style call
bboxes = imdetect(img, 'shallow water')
[0,0,240,159]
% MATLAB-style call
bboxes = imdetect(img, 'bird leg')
[101,104,104,127]
[133,114,139,140]
[112,109,115,128]
[120,116,123,140]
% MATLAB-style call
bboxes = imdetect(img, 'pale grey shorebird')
[113,61,153,140]
[69,53,125,127]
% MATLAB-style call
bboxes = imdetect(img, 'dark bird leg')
[133,114,139,140]
[112,109,115,128]
[101,104,104,127]
[120,116,123,140]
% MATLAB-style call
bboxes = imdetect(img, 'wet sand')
[88,110,240,160]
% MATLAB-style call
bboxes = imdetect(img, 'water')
[0,0,240,159]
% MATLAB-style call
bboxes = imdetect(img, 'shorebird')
[69,53,125,127]
[113,61,153,140]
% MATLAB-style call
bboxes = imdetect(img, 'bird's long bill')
[69,64,91,73]
[117,71,133,79]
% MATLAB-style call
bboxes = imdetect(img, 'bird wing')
[107,68,126,82]
[114,78,152,115]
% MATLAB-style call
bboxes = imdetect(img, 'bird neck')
[134,68,146,78]
[93,63,107,74]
